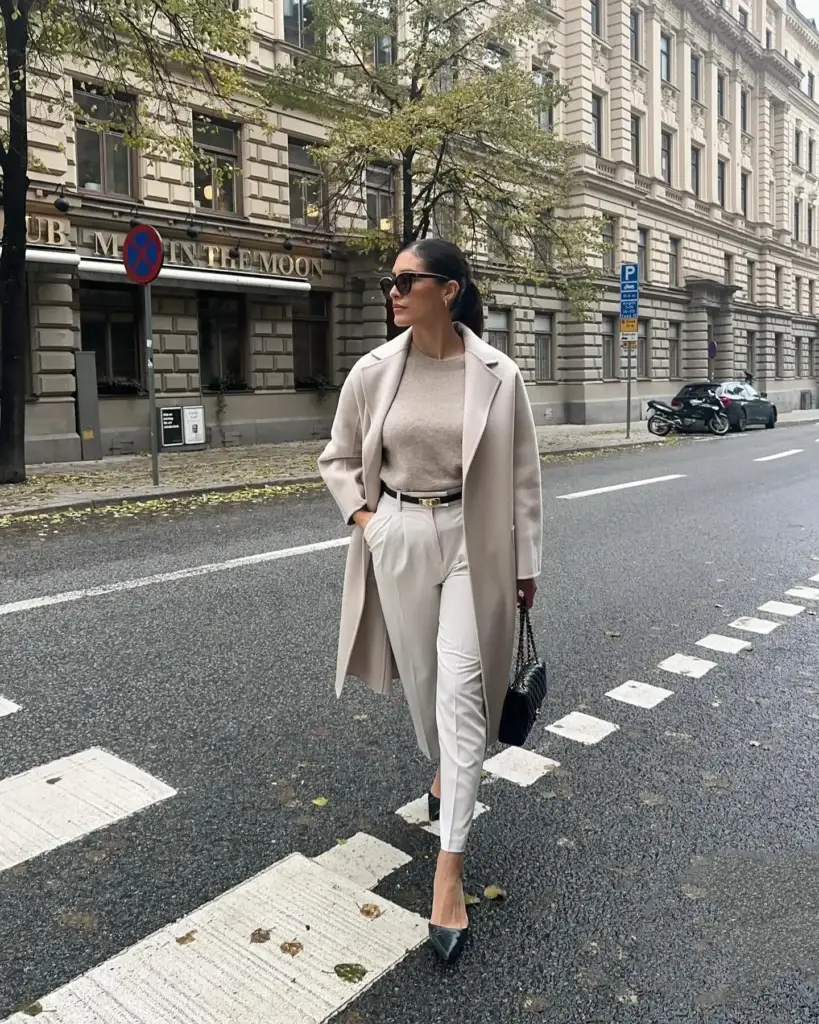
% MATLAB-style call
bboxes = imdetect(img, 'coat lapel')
[461,326,502,483]
[360,330,411,507]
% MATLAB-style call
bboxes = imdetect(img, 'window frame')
[601,215,616,274]
[636,318,650,378]
[365,164,395,233]
[795,129,803,166]
[292,291,332,389]
[668,321,681,378]
[630,112,641,171]
[717,158,727,208]
[740,170,750,216]
[283,0,315,48]
[486,309,510,355]
[740,89,749,132]
[591,0,602,38]
[198,292,248,392]
[193,116,241,216]
[716,72,726,119]
[747,259,756,301]
[691,144,702,197]
[738,6,748,28]
[660,33,672,83]
[74,83,136,198]
[79,283,142,394]
[288,139,327,229]
[601,314,617,379]
[660,129,672,184]
[534,313,555,382]
[668,236,680,287]
[637,227,648,282]
[592,93,604,154]
[629,8,640,61]
[691,54,701,101]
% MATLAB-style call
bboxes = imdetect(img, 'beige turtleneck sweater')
[380,344,465,494]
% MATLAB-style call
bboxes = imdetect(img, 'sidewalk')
[2,410,817,519]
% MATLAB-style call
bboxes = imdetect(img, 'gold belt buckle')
[420,496,442,508]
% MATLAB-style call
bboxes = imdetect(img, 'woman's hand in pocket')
[517,578,537,610]
[353,509,374,531]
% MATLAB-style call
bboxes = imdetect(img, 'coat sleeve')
[317,369,367,525]
[512,368,543,580]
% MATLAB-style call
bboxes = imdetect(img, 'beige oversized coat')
[318,325,543,744]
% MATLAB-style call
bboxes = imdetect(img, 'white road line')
[785,586,819,601]
[313,832,412,891]
[758,600,805,617]
[605,680,674,709]
[729,616,780,635]
[658,653,717,679]
[395,795,488,836]
[545,711,619,745]
[753,449,804,462]
[0,697,21,718]
[0,537,351,618]
[695,634,752,654]
[811,574,819,583]
[556,474,686,500]
[0,748,176,873]
[1,852,426,1024]
[482,747,560,787]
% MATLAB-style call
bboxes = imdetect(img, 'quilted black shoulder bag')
[498,603,547,746]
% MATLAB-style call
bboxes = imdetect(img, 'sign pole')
[143,283,159,486]
[619,262,639,440]
[626,338,633,439]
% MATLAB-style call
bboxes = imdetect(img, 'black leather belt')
[381,483,462,508]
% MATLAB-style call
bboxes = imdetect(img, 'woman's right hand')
[352,509,374,531]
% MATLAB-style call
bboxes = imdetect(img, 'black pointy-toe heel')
[427,790,440,822]
[428,923,469,965]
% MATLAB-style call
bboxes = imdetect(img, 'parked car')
[671,380,777,432]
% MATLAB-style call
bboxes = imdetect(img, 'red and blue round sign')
[122,224,164,285]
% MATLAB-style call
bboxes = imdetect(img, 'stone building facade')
[16,0,819,462]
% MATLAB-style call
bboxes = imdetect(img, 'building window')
[602,215,616,273]
[740,90,749,132]
[745,330,755,374]
[372,31,395,67]
[74,84,133,196]
[366,165,394,232]
[591,0,602,37]
[810,279,815,314]
[691,54,701,101]
[660,130,672,184]
[691,145,701,196]
[630,8,640,61]
[660,33,672,83]
[668,322,681,378]
[766,28,773,48]
[668,236,680,286]
[293,292,331,389]
[774,267,783,306]
[795,336,804,376]
[809,72,816,100]
[193,118,240,214]
[794,199,801,240]
[795,275,803,311]
[637,318,650,377]
[747,260,756,301]
[630,113,641,170]
[198,294,246,391]
[533,64,555,129]
[810,337,816,376]
[795,129,802,165]
[724,253,733,284]
[288,140,325,227]
[602,315,617,378]
[810,205,815,246]
[740,171,750,216]
[592,93,603,154]
[637,227,648,281]
[80,285,140,394]
[534,313,555,381]
[717,73,726,118]
[738,6,748,28]
[486,310,510,355]
[774,334,784,376]
[717,158,727,208]
[810,139,816,173]
[284,0,314,47]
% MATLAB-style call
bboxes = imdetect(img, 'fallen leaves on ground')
[58,911,96,934]
[176,930,197,945]
[483,884,507,901]
[334,963,368,983]
[464,893,481,906]
[250,928,271,944]
[280,939,303,956]
[603,629,622,638]
[21,1002,43,1017]
[311,796,329,807]
[359,903,384,919]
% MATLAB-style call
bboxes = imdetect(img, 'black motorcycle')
[647,394,730,437]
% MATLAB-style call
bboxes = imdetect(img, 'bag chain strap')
[515,602,539,673]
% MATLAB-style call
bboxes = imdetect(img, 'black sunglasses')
[380,272,451,298]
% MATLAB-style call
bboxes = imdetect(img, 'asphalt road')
[1,423,818,1023]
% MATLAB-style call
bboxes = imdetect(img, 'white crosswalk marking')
[313,831,412,890]
[758,600,805,617]
[395,794,488,836]
[728,616,779,635]
[785,586,819,601]
[658,653,717,679]
[695,634,752,654]
[0,748,176,873]
[0,696,21,718]
[483,747,560,786]
[545,712,619,745]
[605,680,674,709]
[1,853,426,1024]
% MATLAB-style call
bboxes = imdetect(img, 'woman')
[318,239,542,965]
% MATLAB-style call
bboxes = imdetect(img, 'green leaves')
[334,963,368,983]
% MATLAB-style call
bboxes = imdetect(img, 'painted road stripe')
[2,852,426,1024]
[313,832,412,891]
[0,697,21,718]
[556,474,686,500]
[658,653,717,679]
[545,711,619,745]
[785,586,819,601]
[695,634,752,654]
[483,747,560,787]
[754,449,804,462]
[395,794,488,836]
[729,616,780,635]
[606,680,674,709]
[758,600,805,616]
[811,574,819,583]
[0,538,351,618]
[0,748,176,873]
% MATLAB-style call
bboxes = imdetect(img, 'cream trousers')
[364,490,487,853]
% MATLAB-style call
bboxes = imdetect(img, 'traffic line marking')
[0,696,21,718]
[785,586,819,601]
[483,747,560,786]
[0,538,352,619]
[728,616,780,635]
[0,852,426,1024]
[556,474,686,500]
[605,680,674,709]
[658,653,717,679]
[754,449,804,462]
[811,574,819,583]
[313,832,412,891]
[395,794,488,836]
[0,748,176,873]
[758,600,805,617]
[545,711,619,745]
[695,634,752,654]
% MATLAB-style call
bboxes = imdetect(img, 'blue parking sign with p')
[620,263,638,286]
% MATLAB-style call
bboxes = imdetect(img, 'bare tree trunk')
[0,0,30,484]
[402,149,414,246]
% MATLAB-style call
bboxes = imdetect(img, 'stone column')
[562,0,595,154]
[607,0,632,168]
[729,71,742,213]
[704,56,719,205]
[757,89,773,225]
[714,307,735,378]
[684,305,709,379]
[645,10,662,180]
[677,33,693,192]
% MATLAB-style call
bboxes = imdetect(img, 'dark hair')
[401,238,484,336]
